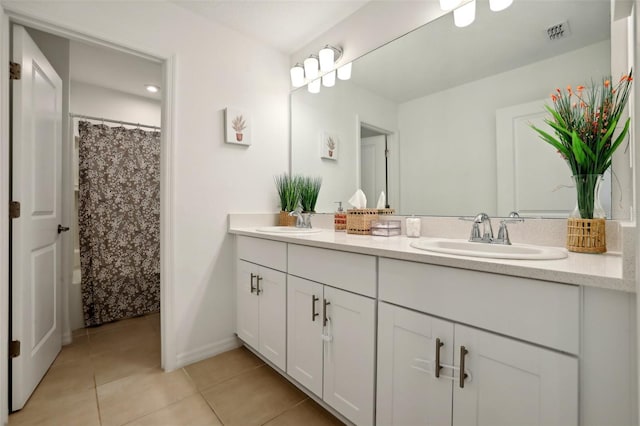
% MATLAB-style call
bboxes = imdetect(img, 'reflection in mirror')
[291,0,616,217]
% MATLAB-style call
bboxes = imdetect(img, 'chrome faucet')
[288,207,305,228]
[288,206,313,228]
[462,212,523,244]
[469,213,494,243]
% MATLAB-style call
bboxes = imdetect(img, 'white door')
[256,266,286,371]
[323,286,375,426]
[11,25,63,411]
[453,325,578,426]
[360,135,386,208]
[377,302,454,426]
[496,100,588,217]
[287,276,323,397]
[236,260,259,349]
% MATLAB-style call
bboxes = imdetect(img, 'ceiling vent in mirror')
[546,20,570,41]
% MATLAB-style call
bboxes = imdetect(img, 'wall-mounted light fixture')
[290,64,305,88]
[489,0,513,12]
[441,0,513,28]
[453,0,476,27]
[290,44,351,94]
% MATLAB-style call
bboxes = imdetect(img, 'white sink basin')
[410,238,568,260]
[255,226,322,235]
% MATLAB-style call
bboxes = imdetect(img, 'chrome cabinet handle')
[459,346,469,388]
[323,299,331,327]
[435,338,444,378]
[256,275,263,295]
[312,295,319,322]
[250,273,257,294]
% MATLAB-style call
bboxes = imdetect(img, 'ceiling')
[172,0,370,54]
[69,1,371,100]
[70,40,162,101]
[349,0,611,103]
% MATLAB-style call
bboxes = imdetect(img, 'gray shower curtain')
[78,121,160,327]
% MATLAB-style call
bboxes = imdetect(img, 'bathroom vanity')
[229,218,636,426]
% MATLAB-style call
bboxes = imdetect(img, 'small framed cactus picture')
[225,107,251,145]
[320,131,338,160]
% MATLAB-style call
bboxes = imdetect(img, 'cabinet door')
[236,260,259,349]
[453,325,578,426]
[323,286,375,426]
[287,276,324,397]
[377,302,454,426]
[257,266,287,371]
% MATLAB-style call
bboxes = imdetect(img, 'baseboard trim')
[62,332,72,346]
[175,336,240,368]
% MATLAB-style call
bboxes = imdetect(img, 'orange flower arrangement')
[531,71,633,218]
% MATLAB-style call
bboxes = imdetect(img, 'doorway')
[359,122,393,209]
[8,23,166,412]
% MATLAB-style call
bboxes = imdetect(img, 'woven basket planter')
[278,211,297,227]
[566,218,606,253]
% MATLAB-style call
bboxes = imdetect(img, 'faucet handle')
[469,223,482,241]
[495,217,523,245]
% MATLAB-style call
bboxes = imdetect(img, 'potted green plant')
[274,173,300,226]
[299,176,322,213]
[531,71,632,253]
[298,176,322,228]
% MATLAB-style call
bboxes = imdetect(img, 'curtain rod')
[69,113,161,131]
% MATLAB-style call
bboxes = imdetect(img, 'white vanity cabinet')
[378,302,578,426]
[236,236,287,371]
[233,231,636,426]
[377,258,579,426]
[287,245,376,426]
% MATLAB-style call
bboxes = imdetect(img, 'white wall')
[397,41,610,216]
[611,15,635,220]
[291,80,398,212]
[0,1,290,372]
[292,1,446,67]
[71,81,161,127]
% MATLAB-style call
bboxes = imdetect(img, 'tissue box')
[346,209,379,235]
[371,220,401,237]
[378,208,396,216]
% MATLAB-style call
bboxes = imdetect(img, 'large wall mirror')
[291,0,621,218]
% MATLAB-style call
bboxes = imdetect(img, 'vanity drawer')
[379,258,580,354]
[237,236,287,272]
[288,244,376,298]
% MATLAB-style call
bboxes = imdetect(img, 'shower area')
[65,38,163,330]
[72,117,161,327]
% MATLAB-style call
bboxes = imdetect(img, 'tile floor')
[9,313,343,426]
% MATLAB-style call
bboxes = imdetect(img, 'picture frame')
[225,107,251,145]
[320,131,338,160]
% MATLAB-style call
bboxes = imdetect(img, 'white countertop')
[229,226,631,293]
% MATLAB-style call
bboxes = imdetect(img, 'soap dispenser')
[334,201,347,231]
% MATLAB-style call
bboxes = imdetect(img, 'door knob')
[57,224,70,234]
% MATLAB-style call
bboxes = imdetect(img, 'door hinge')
[9,201,20,219]
[385,149,390,158]
[9,62,21,80]
[9,340,20,358]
